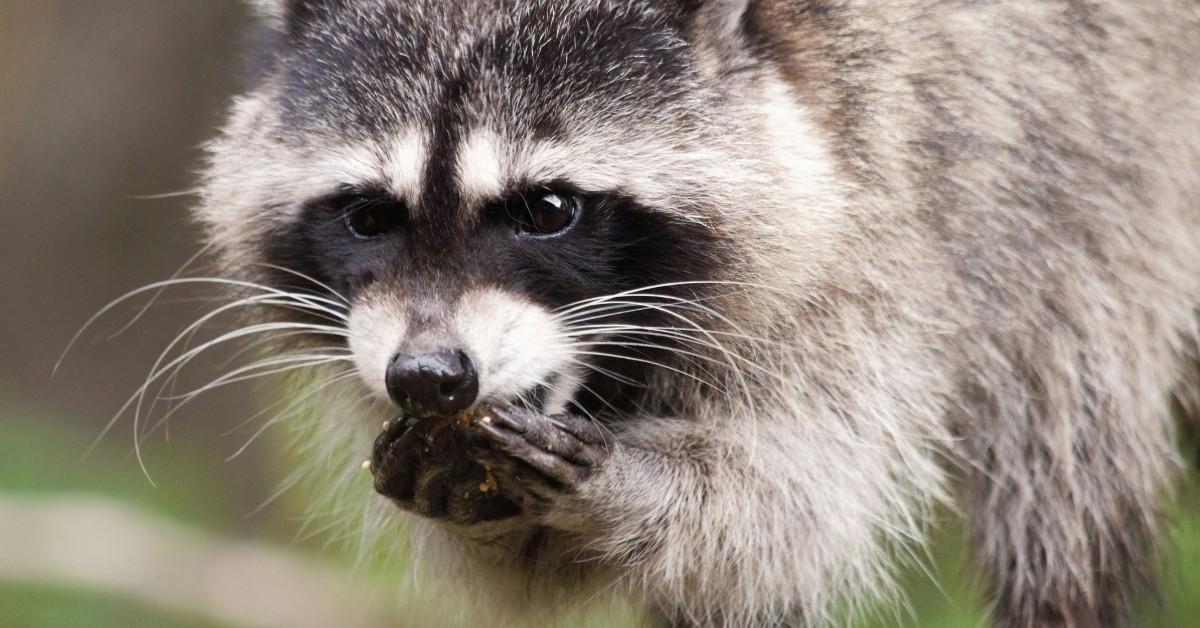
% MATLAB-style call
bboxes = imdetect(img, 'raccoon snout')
[386,349,479,417]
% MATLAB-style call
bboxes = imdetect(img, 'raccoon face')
[199,0,847,419]
[264,174,722,418]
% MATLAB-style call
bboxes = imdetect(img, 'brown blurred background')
[0,1,267,511]
[0,3,387,625]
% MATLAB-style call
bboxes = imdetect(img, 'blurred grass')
[0,582,231,628]
[2,392,1197,627]
[0,396,241,529]
[1139,464,1200,628]
[0,397,250,628]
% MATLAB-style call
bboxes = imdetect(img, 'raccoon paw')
[370,416,521,525]
[466,405,611,505]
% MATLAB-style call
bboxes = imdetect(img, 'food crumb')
[361,460,372,472]
[453,405,494,428]
[454,408,476,427]
[478,469,498,493]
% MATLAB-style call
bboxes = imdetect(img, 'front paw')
[370,416,521,525]
[465,406,611,505]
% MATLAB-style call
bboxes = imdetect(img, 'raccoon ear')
[246,0,289,30]
[677,0,755,70]
[691,0,753,43]
[245,0,326,35]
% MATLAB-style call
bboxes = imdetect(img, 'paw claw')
[468,407,609,495]
[485,405,528,434]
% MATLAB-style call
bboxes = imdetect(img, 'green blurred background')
[0,2,1196,626]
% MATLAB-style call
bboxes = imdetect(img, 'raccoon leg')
[471,409,935,627]
[962,361,1173,628]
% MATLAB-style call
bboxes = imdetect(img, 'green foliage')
[0,400,244,529]
[0,583,232,628]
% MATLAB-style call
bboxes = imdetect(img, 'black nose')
[386,349,478,416]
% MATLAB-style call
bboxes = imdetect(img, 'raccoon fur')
[190,1,1200,626]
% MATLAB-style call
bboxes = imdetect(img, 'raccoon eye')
[511,190,579,237]
[341,196,403,239]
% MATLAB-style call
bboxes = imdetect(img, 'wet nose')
[386,349,478,416]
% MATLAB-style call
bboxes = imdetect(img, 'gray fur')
[195,1,1200,626]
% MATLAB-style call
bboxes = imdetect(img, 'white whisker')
[227,369,362,461]
[552,280,769,317]
[88,319,349,479]
[564,322,773,346]
[555,293,730,325]
[103,244,215,344]
[566,338,726,384]
[146,299,350,423]
[134,292,350,423]
[158,353,353,403]
[223,369,361,438]
[568,350,729,396]
[566,379,627,425]
[564,326,780,381]
[129,187,203,200]
[253,263,350,305]
[58,276,349,376]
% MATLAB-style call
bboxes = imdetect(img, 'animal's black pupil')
[522,192,575,235]
[343,198,396,239]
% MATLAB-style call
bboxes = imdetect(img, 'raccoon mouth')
[370,407,482,466]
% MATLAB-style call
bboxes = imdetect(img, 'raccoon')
[189,0,1200,626]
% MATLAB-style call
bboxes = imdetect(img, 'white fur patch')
[384,129,428,203]
[452,288,577,410]
[199,96,384,243]
[246,0,287,30]
[456,128,506,203]
[347,293,410,399]
[753,73,848,246]
[510,140,579,187]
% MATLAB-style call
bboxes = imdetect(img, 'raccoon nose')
[386,349,479,417]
